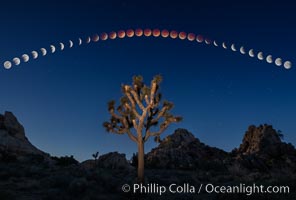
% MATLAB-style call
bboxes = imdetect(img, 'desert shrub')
[51,155,78,167]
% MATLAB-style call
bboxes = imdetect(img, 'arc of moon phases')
[32,51,38,59]
[231,44,237,51]
[22,54,29,62]
[50,45,56,53]
[69,40,73,48]
[222,42,227,49]
[3,28,292,70]
[41,48,47,56]
[240,46,246,54]
[275,58,282,66]
[213,40,218,47]
[86,37,91,43]
[266,55,273,63]
[60,43,65,50]
[4,61,12,69]
[13,57,21,65]
[284,61,292,69]
[257,52,264,60]
[249,49,255,57]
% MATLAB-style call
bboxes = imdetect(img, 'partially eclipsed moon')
[275,58,282,66]
[32,51,38,59]
[41,48,47,56]
[240,46,246,54]
[79,38,82,45]
[213,41,218,47]
[69,40,73,48]
[266,55,273,63]
[92,34,99,42]
[50,45,56,53]
[22,54,29,62]
[205,38,211,45]
[222,42,227,49]
[196,35,203,43]
[284,61,292,69]
[86,37,91,43]
[249,49,255,57]
[231,44,236,51]
[13,57,21,65]
[4,61,12,69]
[60,43,64,50]
[257,52,264,60]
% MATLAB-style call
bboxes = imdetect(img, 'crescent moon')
[266,55,273,64]
[231,44,237,51]
[213,40,218,47]
[205,38,211,45]
[240,46,246,54]
[50,45,56,53]
[222,42,227,49]
[22,54,29,62]
[248,49,255,57]
[275,58,282,66]
[284,61,292,69]
[86,37,91,43]
[13,57,21,65]
[79,38,82,45]
[60,43,65,50]
[257,52,264,60]
[3,61,12,69]
[41,48,47,56]
[31,51,38,59]
[69,40,73,48]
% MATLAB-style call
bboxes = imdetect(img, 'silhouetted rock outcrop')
[145,128,228,170]
[0,111,48,161]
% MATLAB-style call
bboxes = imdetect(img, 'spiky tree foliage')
[103,75,182,183]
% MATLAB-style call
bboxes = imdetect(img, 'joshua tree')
[103,75,182,183]
[92,151,99,166]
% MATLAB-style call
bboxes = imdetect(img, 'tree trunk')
[137,139,145,183]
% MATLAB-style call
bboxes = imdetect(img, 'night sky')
[0,0,295,161]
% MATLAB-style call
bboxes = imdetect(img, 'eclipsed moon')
[117,30,125,38]
[13,57,21,65]
[231,44,237,51]
[222,42,227,49]
[248,49,255,57]
[92,34,99,42]
[205,38,211,45]
[187,33,195,41]
[135,29,143,37]
[60,43,64,50]
[144,29,152,37]
[79,38,82,45]
[109,31,117,39]
[86,37,91,43]
[50,45,56,53]
[41,48,47,56]
[161,29,169,38]
[284,61,292,69]
[126,29,134,37]
[32,51,38,59]
[69,40,73,48]
[213,41,218,47]
[266,55,273,63]
[170,30,178,39]
[4,61,12,69]
[240,46,246,54]
[196,35,203,43]
[257,52,264,60]
[178,31,187,40]
[152,29,161,37]
[275,58,282,66]
[22,54,29,62]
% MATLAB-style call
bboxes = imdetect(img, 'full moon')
[284,61,292,69]
[275,58,282,66]
[32,51,38,59]
[249,49,255,57]
[4,61,12,69]
[257,52,264,60]
[13,57,21,65]
[22,54,29,62]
